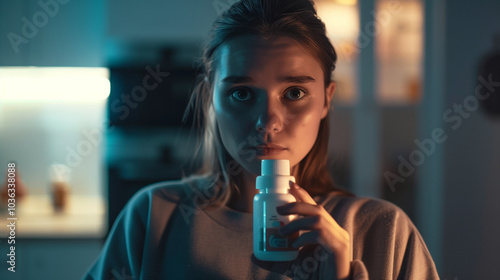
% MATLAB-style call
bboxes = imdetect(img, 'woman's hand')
[277,182,352,280]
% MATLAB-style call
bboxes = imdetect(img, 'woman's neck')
[227,168,258,213]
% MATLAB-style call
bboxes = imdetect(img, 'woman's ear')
[321,81,335,119]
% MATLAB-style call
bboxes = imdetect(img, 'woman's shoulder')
[315,191,403,211]
[315,192,416,231]
[316,193,439,278]
[127,174,211,208]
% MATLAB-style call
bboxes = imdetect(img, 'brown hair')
[184,0,354,207]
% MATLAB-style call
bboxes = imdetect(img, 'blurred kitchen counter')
[0,195,106,238]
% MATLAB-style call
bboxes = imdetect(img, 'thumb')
[289,182,317,205]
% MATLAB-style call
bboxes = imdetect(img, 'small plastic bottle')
[253,159,299,261]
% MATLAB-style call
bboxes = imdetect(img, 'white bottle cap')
[261,159,290,176]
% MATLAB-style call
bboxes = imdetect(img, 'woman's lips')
[249,144,287,156]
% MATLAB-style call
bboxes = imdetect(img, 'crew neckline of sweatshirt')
[202,204,253,232]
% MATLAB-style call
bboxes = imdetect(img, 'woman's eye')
[284,88,307,101]
[230,88,252,101]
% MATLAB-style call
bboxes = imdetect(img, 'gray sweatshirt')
[83,176,439,279]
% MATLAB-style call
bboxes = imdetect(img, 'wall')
[442,0,500,278]
[107,0,217,44]
[0,0,105,66]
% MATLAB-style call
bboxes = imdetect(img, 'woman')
[84,0,439,279]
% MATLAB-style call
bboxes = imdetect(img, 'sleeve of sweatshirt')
[81,188,151,280]
[345,198,440,280]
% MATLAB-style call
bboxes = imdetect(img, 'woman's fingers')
[291,230,321,248]
[277,202,348,244]
[288,182,317,204]
[278,182,350,257]
[279,215,324,235]
[277,201,322,216]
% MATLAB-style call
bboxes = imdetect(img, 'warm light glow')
[315,0,359,104]
[376,0,423,104]
[333,0,357,6]
[315,2,359,40]
[0,67,110,102]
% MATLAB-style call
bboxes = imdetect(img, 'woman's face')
[212,36,334,176]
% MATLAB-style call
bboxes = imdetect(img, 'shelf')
[0,195,106,239]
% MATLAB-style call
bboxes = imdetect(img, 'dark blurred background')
[0,0,499,279]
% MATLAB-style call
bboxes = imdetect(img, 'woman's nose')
[255,99,283,134]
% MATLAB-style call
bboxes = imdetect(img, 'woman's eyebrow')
[221,76,253,84]
[221,75,316,84]
[277,75,316,84]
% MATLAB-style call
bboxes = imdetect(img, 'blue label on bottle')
[260,227,298,251]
